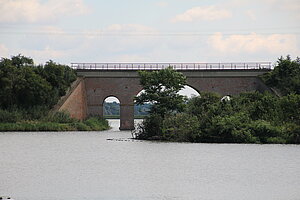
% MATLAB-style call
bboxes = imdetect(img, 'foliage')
[162,113,200,142]
[0,55,76,110]
[36,60,77,97]
[42,111,78,123]
[134,89,300,143]
[261,56,300,95]
[135,67,187,117]
[0,114,110,132]
[134,114,163,140]
[0,109,22,123]
[83,117,109,131]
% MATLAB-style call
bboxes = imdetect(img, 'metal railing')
[71,62,272,70]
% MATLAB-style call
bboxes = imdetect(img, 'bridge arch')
[58,65,272,130]
[103,96,120,116]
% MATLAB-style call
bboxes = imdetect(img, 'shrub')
[0,109,22,123]
[42,111,77,123]
[73,122,91,131]
[83,117,109,131]
[208,112,258,143]
[162,113,200,142]
[249,120,283,143]
[283,123,300,144]
[133,114,163,140]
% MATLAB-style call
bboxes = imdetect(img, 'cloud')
[172,6,232,22]
[0,0,89,23]
[208,32,300,55]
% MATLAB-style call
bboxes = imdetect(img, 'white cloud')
[172,6,232,22]
[0,0,89,23]
[208,32,300,55]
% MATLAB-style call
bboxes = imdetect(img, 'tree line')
[0,55,76,111]
[0,55,109,131]
[133,56,300,144]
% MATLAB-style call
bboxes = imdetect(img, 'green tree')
[14,66,53,108]
[134,67,187,140]
[11,54,34,67]
[0,55,77,118]
[39,60,76,96]
[262,56,300,95]
[135,67,187,117]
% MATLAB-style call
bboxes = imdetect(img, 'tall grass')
[0,110,110,132]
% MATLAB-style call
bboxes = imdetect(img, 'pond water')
[0,119,300,200]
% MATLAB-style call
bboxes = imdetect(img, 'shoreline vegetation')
[133,56,300,144]
[0,55,109,132]
[0,117,109,132]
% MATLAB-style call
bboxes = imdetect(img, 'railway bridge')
[56,62,272,130]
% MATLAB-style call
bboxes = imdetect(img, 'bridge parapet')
[71,62,272,71]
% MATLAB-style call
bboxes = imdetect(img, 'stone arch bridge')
[56,62,272,130]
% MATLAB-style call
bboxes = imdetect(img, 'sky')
[0,0,299,65]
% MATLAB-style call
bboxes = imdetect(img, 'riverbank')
[0,117,110,132]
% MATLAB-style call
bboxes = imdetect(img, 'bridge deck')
[71,62,272,71]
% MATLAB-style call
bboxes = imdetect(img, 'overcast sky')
[0,0,299,65]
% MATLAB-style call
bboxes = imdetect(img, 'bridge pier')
[88,104,103,117]
[120,104,135,130]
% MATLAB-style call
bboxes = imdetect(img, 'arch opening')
[178,85,200,99]
[134,89,152,119]
[103,96,120,119]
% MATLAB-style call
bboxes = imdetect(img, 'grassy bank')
[0,111,110,132]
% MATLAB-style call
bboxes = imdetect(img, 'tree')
[39,60,77,96]
[0,55,77,110]
[262,56,300,95]
[135,67,187,117]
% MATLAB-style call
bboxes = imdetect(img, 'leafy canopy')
[262,56,300,95]
[135,67,187,117]
[0,55,76,110]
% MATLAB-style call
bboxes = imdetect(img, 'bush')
[162,113,200,142]
[133,114,163,140]
[249,120,283,143]
[42,111,77,123]
[0,109,22,123]
[208,112,258,143]
[72,122,91,131]
[83,117,109,131]
[284,123,300,144]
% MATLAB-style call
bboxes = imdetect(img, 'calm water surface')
[0,119,300,200]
